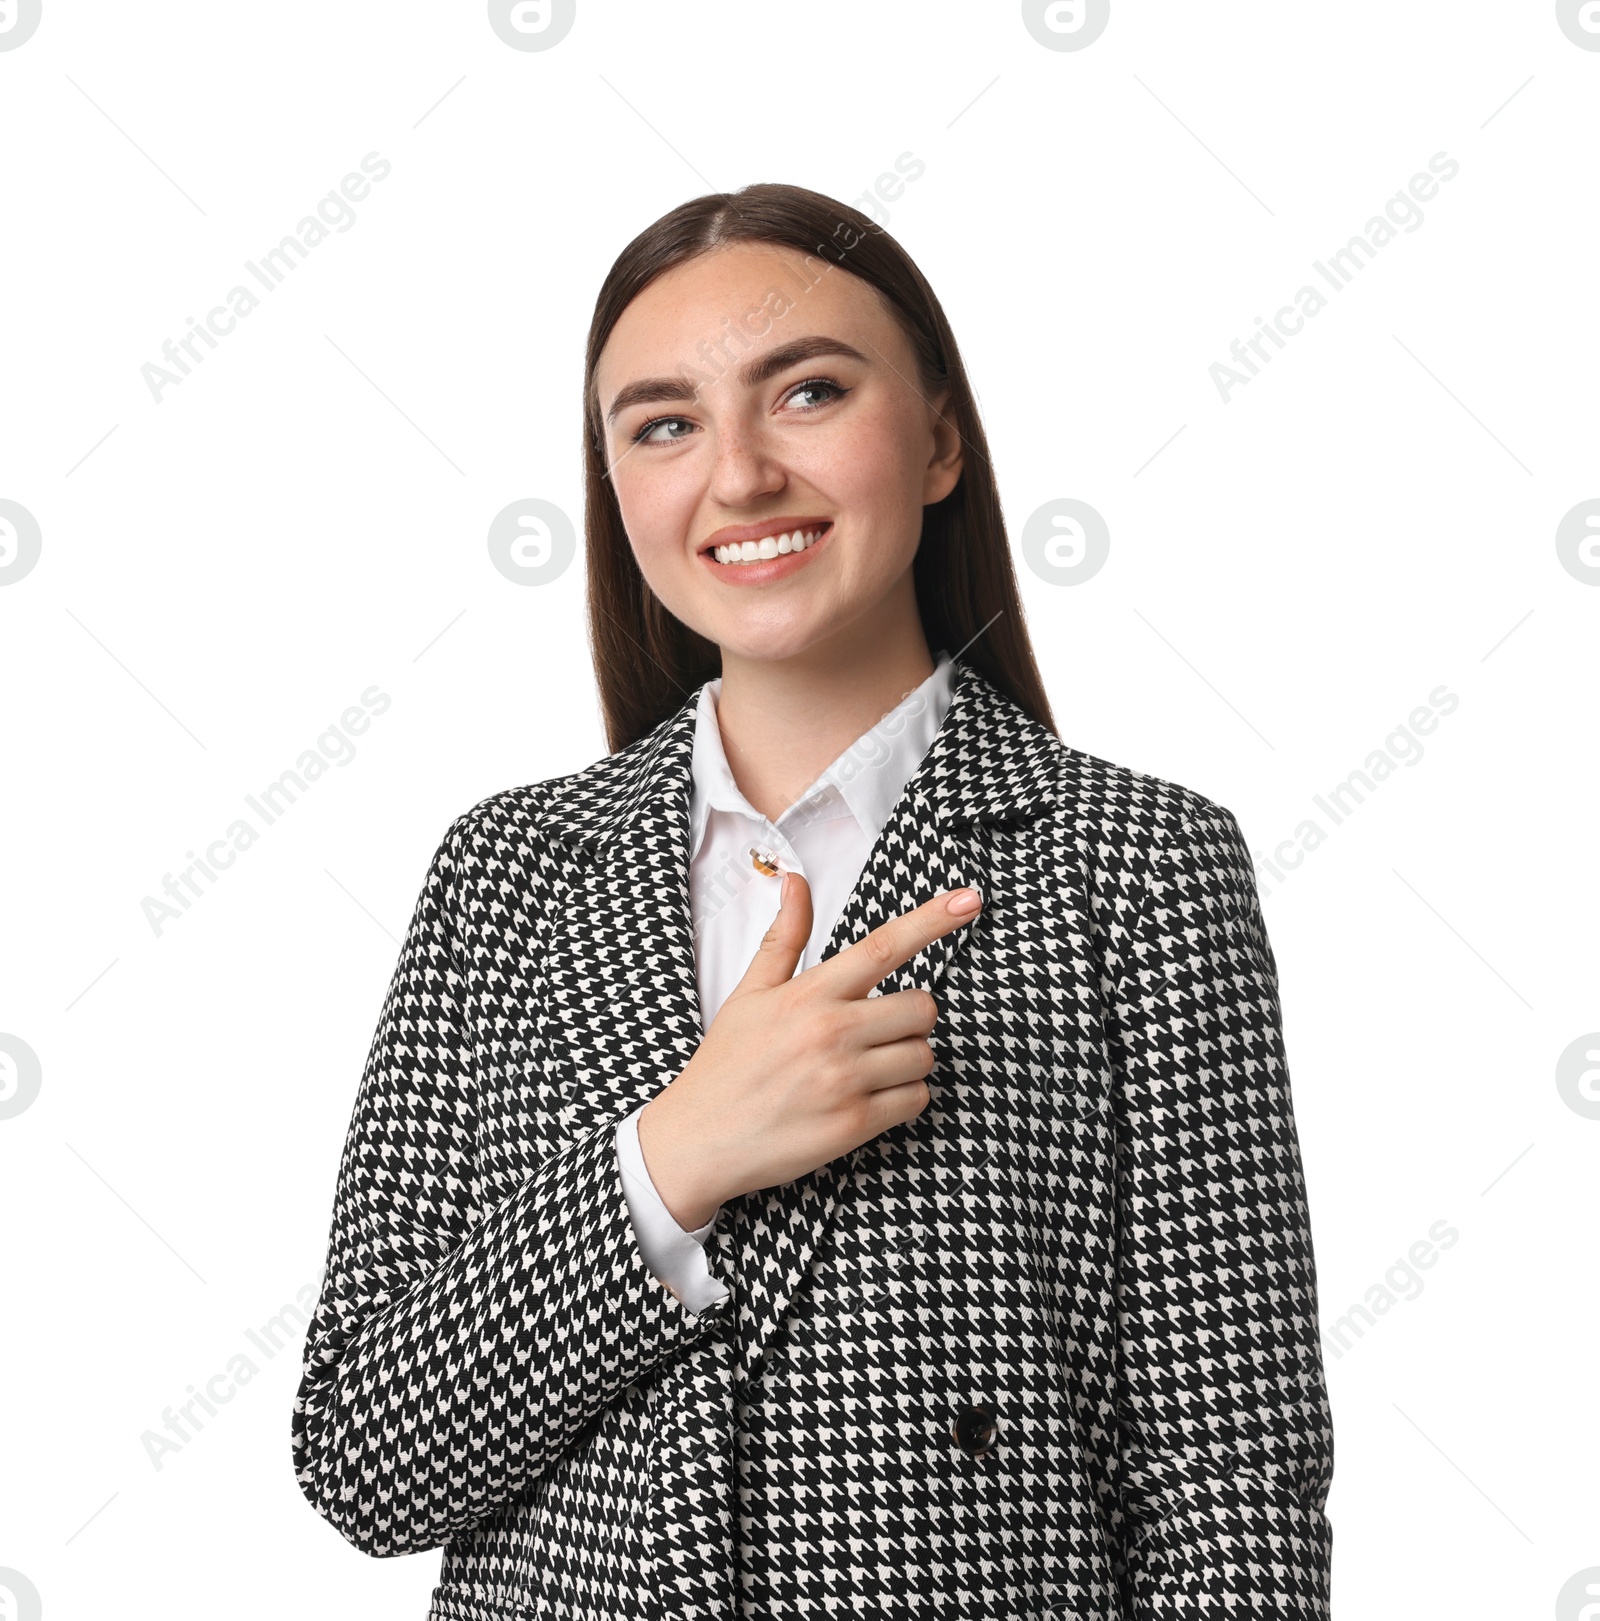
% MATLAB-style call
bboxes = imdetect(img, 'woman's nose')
[706,425,787,506]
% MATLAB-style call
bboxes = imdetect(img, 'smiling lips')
[709,525,828,566]
[695,517,834,583]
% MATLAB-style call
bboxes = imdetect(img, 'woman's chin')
[700,618,837,667]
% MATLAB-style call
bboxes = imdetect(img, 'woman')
[292,183,1334,1620]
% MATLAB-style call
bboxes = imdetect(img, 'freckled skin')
[593,242,963,669]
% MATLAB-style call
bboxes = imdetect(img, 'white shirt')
[613,649,957,1312]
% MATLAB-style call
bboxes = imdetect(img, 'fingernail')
[946,887,981,915]
[780,871,791,906]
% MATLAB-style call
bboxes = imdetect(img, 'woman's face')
[592,241,963,665]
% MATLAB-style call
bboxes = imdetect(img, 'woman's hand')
[636,872,983,1230]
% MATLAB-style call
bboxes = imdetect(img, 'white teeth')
[713,528,824,566]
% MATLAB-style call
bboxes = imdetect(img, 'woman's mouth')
[698,521,833,585]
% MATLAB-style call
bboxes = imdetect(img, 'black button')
[952,1402,999,1458]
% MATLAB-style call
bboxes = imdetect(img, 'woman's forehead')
[596,244,890,384]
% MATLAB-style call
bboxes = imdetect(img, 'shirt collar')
[688,648,956,864]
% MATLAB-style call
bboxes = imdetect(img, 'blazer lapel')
[536,656,1063,1390]
[712,783,985,1387]
[538,688,707,1144]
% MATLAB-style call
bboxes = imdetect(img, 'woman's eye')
[632,416,694,446]
[785,378,848,411]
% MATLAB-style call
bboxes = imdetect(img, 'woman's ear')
[922,387,964,505]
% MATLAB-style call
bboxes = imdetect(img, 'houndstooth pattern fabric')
[292,654,1334,1619]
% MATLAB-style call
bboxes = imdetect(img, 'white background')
[1,2,1596,1617]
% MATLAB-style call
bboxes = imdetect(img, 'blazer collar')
[539,650,1059,858]
[537,652,1063,1385]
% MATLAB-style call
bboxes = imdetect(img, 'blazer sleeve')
[1103,802,1334,1616]
[291,810,734,1558]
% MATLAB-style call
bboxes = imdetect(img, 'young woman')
[293,183,1334,1620]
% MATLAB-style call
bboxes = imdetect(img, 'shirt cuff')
[614,1104,731,1315]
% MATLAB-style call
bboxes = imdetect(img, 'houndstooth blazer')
[291,653,1334,1620]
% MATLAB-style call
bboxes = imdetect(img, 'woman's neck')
[712,621,938,827]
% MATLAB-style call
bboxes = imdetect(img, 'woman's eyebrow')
[604,336,870,425]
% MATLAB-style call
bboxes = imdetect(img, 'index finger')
[814,887,983,1001]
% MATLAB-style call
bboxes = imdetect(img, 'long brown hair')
[581,181,1057,754]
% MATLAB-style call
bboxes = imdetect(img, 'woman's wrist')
[636,1091,725,1231]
